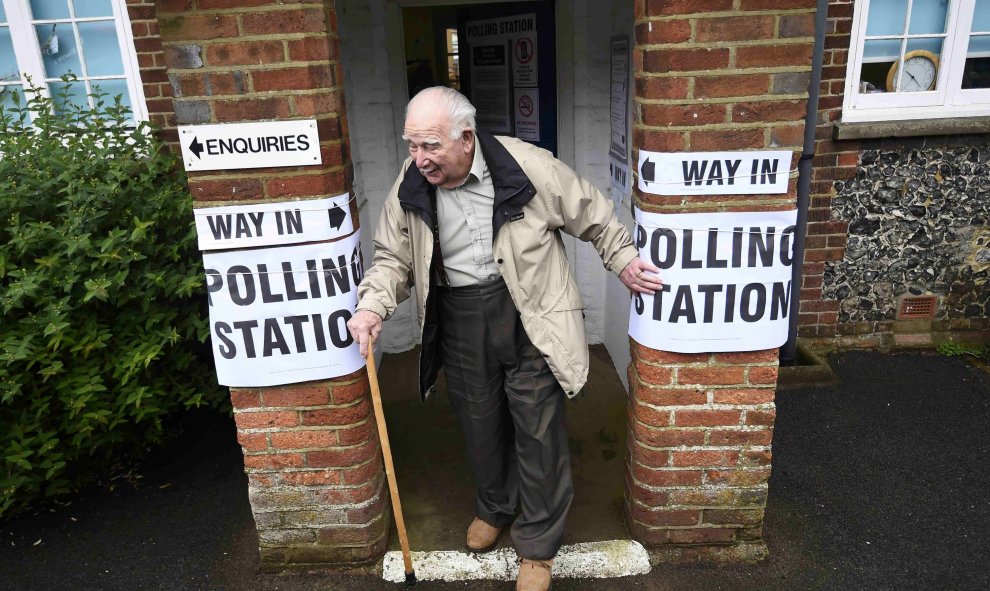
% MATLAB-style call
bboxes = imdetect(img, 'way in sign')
[681,158,779,186]
[206,209,303,240]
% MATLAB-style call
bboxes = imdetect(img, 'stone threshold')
[382,540,650,583]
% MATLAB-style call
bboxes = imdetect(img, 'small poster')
[609,36,630,162]
[512,34,537,87]
[627,208,798,353]
[471,44,511,134]
[513,88,540,142]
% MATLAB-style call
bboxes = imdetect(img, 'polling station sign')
[638,150,792,196]
[194,195,353,251]
[179,120,321,172]
[628,208,798,353]
[203,234,365,387]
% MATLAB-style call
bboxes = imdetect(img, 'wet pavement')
[1,349,988,590]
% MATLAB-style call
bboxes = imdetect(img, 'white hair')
[407,86,477,140]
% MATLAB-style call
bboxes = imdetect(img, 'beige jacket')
[356,131,638,398]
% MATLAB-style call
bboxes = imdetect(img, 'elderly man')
[347,86,661,591]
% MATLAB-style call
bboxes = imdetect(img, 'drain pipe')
[781,0,829,364]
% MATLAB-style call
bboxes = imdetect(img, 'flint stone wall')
[824,146,990,325]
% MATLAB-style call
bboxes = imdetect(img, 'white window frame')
[0,0,148,121]
[843,0,990,123]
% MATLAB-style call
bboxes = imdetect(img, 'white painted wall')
[338,0,635,386]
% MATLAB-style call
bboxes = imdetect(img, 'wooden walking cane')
[366,349,417,586]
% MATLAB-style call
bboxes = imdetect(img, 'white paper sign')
[609,36,630,162]
[203,234,365,387]
[609,156,631,198]
[513,88,540,141]
[512,33,537,87]
[628,208,798,353]
[194,195,353,251]
[637,150,792,196]
[179,119,321,172]
[471,44,511,134]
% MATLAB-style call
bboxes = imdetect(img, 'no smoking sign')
[518,94,534,117]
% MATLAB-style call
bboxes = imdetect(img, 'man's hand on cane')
[347,310,383,357]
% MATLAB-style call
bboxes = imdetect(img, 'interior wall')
[338,0,634,376]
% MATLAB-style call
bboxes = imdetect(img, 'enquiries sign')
[628,208,798,353]
[179,120,322,172]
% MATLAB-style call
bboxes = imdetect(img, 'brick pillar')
[628,0,815,562]
[155,0,388,570]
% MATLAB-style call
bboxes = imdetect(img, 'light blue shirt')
[435,144,500,287]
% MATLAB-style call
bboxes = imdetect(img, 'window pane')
[48,80,89,113]
[36,24,82,78]
[905,36,944,55]
[908,0,949,35]
[863,38,902,61]
[79,21,123,76]
[1,28,19,83]
[0,3,7,23]
[867,0,908,36]
[92,78,132,113]
[73,0,114,18]
[974,0,990,32]
[1,85,24,114]
[962,34,990,89]
[30,0,71,20]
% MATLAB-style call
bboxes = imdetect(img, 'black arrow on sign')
[188,136,204,159]
[641,158,656,184]
[328,204,347,230]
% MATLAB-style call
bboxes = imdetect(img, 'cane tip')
[404,572,417,586]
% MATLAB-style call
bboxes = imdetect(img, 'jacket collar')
[397,129,535,233]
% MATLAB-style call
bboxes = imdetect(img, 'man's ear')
[462,129,475,153]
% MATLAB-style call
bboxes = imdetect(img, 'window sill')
[834,116,990,140]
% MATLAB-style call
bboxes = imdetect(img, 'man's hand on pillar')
[620,258,663,295]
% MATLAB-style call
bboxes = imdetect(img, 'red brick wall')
[152,0,387,569]
[630,0,814,561]
[127,0,178,142]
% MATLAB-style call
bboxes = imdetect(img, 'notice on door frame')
[513,88,540,142]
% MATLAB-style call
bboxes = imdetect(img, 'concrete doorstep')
[381,540,651,583]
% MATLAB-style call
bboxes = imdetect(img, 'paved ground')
[2,349,989,590]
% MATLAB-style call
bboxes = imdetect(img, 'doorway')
[334,0,637,552]
[401,1,557,154]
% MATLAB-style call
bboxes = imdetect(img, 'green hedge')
[0,83,226,518]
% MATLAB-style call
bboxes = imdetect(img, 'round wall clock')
[886,50,940,92]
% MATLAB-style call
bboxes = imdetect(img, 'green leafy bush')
[937,341,989,360]
[0,82,226,518]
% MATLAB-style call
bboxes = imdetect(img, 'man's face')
[403,104,474,190]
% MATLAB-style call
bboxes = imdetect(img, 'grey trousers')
[438,277,573,560]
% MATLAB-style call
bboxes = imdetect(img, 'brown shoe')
[516,558,552,591]
[466,517,502,552]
